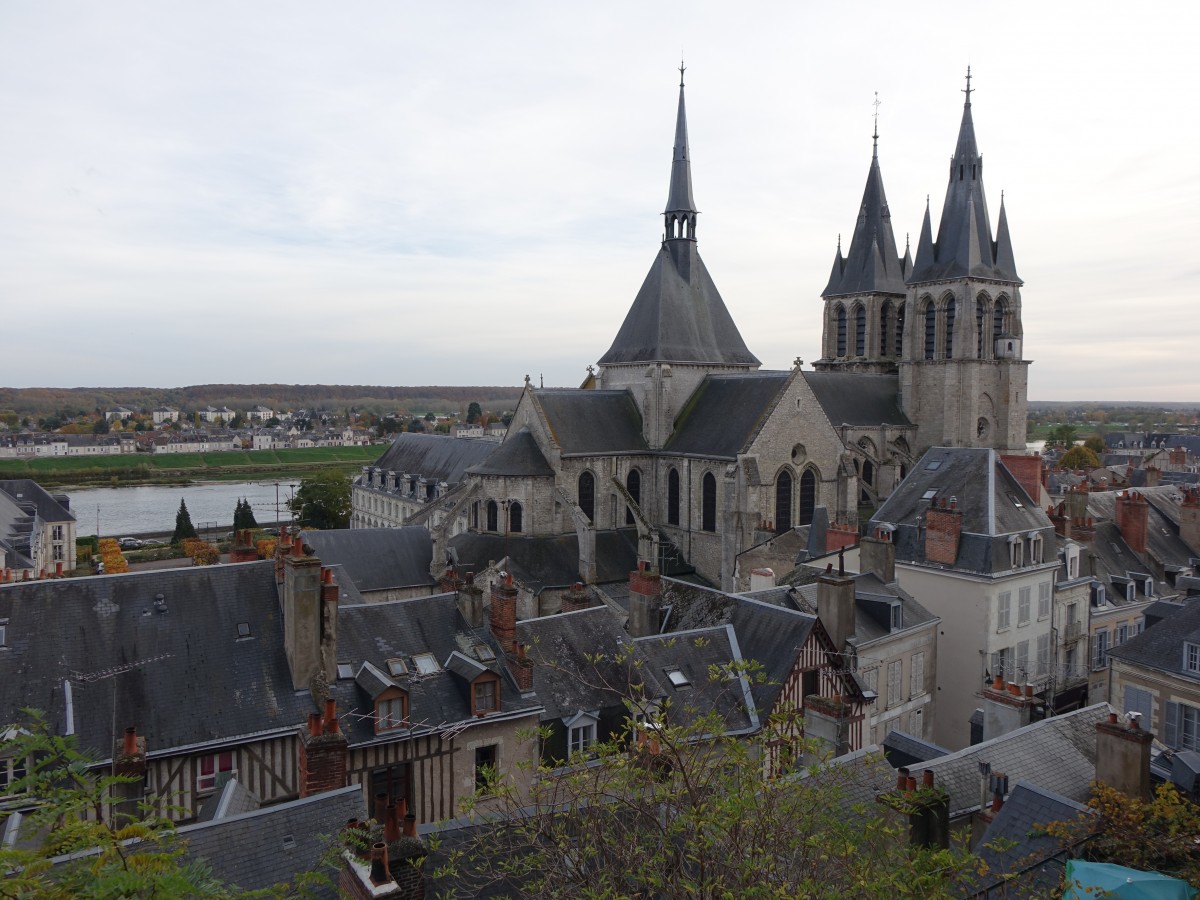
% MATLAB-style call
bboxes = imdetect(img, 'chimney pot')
[896,767,909,791]
[1108,712,1118,725]
[374,792,389,826]
[123,726,138,756]
[403,813,417,838]
[905,776,917,792]
[1024,683,1034,699]
[369,842,390,886]
[324,698,338,733]
[923,769,934,788]
[384,801,400,843]
[308,712,322,737]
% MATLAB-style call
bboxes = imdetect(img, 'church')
[386,69,1030,593]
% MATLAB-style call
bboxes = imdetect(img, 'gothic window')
[854,305,866,357]
[993,299,1007,340]
[862,459,875,487]
[578,471,595,522]
[486,500,498,532]
[836,305,847,357]
[667,468,680,526]
[976,298,986,358]
[923,301,936,360]
[775,471,793,534]
[701,473,717,532]
[509,501,523,533]
[944,298,956,359]
[879,301,892,357]
[895,302,906,358]
[626,469,641,525]
[799,469,817,526]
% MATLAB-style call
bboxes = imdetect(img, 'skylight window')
[386,658,409,677]
[236,622,251,639]
[336,663,354,680]
[412,653,440,675]
[1007,492,1024,509]
[474,644,496,663]
[924,460,943,471]
[921,489,938,501]
[666,669,690,688]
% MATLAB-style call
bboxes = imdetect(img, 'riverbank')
[0,444,382,487]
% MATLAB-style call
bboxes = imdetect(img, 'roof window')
[412,653,440,675]
[666,669,690,688]
[236,622,251,639]
[921,489,938,501]
[925,460,943,471]
[1007,492,1024,509]
[386,658,409,677]
[473,644,497,663]
[336,663,354,680]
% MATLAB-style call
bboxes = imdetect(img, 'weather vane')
[962,66,973,103]
[678,58,686,87]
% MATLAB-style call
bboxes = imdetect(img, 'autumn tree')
[1060,445,1101,470]
[171,498,198,546]
[289,470,352,530]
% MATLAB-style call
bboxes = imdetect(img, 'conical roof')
[665,75,696,215]
[909,72,1021,285]
[822,135,908,297]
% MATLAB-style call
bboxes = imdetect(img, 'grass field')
[0,444,382,485]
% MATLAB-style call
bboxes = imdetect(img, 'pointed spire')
[911,198,935,277]
[993,191,1020,280]
[664,60,696,223]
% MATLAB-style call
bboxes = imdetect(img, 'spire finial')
[872,92,880,157]
[962,66,973,105]
[837,233,842,254]
[679,58,686,88]
[905,232,910,254]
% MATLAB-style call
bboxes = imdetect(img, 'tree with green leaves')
[289,470,352,530]
[1046,424,1078,447]
[466,402,482,424]
[233,497,259,531]
[434,649,977,898]
[1060,445,1101,470]
[171,498,198,546]
[1083,434,1107,455]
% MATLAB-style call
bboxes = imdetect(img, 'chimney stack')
[112,725,147,823]
[859,527,896,583]
[981,679,1041,742]
[924,502,962,566]
[825,521,859,554]
[559,581,591,613]
[1095,712,1153,800]
[456,572,485,626]
[817,566,856,658]
[489,573,519,654]
[626,562,662,638]
[1001,454,1044,506]
[298,699,348,798]
[1115,491,1149,555]
[1179,488,1200,555]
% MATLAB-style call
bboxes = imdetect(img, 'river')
[69,481,300,538]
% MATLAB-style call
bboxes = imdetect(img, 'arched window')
[578,471,594,522]
[976,298,986,359]
[775,471,793,534]
[944,298,956,359]
[862,459,875,486]
[895,302,906,358]
[879,301,892,357]
[471,501,479,530]
[854,305,866,357]
[701,473,717,532]
[993,299,1006,340]
[667,468,680,526]
[486,500,498,532]
[836,306,847,357]
[509,501,523,533]
[923,302,936,360]
[799,469,817,526]
[625,469,641,525]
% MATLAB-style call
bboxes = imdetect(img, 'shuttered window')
[887,661,902,707]
[909,652,925,697]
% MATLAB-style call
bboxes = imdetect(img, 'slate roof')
[1107,595,1200,679]
[597,241,760,368]
[880,730,950,769]
[635,624,758,735]
[533,390,647,455]
[0,562,312,758]
[908,89,1020,285]
[196,778,261,823]
[822,141,910,298]
[1078,521,1174,604]
[180,784,362,895]
[659,578,820,717]
[791,571,938,646]
[801,372,911,427]
[300,527,435,594]
[464,428,554,477]
[516,606,665,722]
[367,433,500,484]
[326,593,542,747]
[919,703,1114,818]
[1086,488,1197,583]
[871,448,1055,575]
[973,782,1094,897]
[665,372,790,458]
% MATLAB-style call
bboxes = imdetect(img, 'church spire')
[664,61,697,241]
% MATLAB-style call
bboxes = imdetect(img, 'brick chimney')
[1143,466,1161,488]
[229,529,257,563]
[489,573,518,654]
[859,526,896,583]
[1065,482,1090,523]
[826,521,859,554]
[507,642,534,692]
[299,699,348,797]
[282,539,324,691]
[1115,491,1149,555]
[111,725,147,822]
[1180,487,1200,556]
[1001,453,1044,506]
[924,498,962,566]
[1169,447,1187,469]
[339,788,428,899]
[817,561,856,657]
[1095,711,1153,800]
[559,581,591,614]
[456,572,484,627]
[626,562,662,638]
[437,566,462,594]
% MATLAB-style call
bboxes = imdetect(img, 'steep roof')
[0,562,311,758]
[368,433,500,484]
[533,390,647,455]
[665,372,790,458]
[802,372,911,427]
[301,527,435,593]
[1108,595,1200,677]
[464,427,554,477]
[908,73,1020,285]
[822,136,909,298]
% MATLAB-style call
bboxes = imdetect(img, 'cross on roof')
[678,58,686,87]
[962,66,973,103]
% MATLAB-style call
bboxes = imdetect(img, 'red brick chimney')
[1180,487,1200,555]
[924,498,962,566]
[489,573,518,655]
[627,562,662,638]
[1048,502,1070,539]
[1169,447,1187,469]
[230,529,258,563]
[298,699,348,797]
[112,725,147,822]
[559,581,591,613]
[1001,453,1044,506]
[1115,491,1149,555]
[437,566,462,594]
[507,642,534,692]
[826,521,859,553]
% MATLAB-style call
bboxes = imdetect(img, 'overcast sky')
[2,3,1196,401]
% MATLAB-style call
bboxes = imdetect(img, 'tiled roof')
[301,527,435,594]
[369,433,500,484]
[665,372,790,458]
[801,372,910,427]
[533,390,647,455]
[464,428,554,477]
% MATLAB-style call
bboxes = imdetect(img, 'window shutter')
[1124,686,1152,723]
[1165,701,1180,749]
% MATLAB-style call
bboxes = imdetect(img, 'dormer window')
[891,604,903,631]
[1009,535,1024,568]
[0,754,28,797]
[473,678,498,714]
[1185,642,1200,675]
[1143,578,1154,598]
[377,696,408,731]
[1093,584,1107,607]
